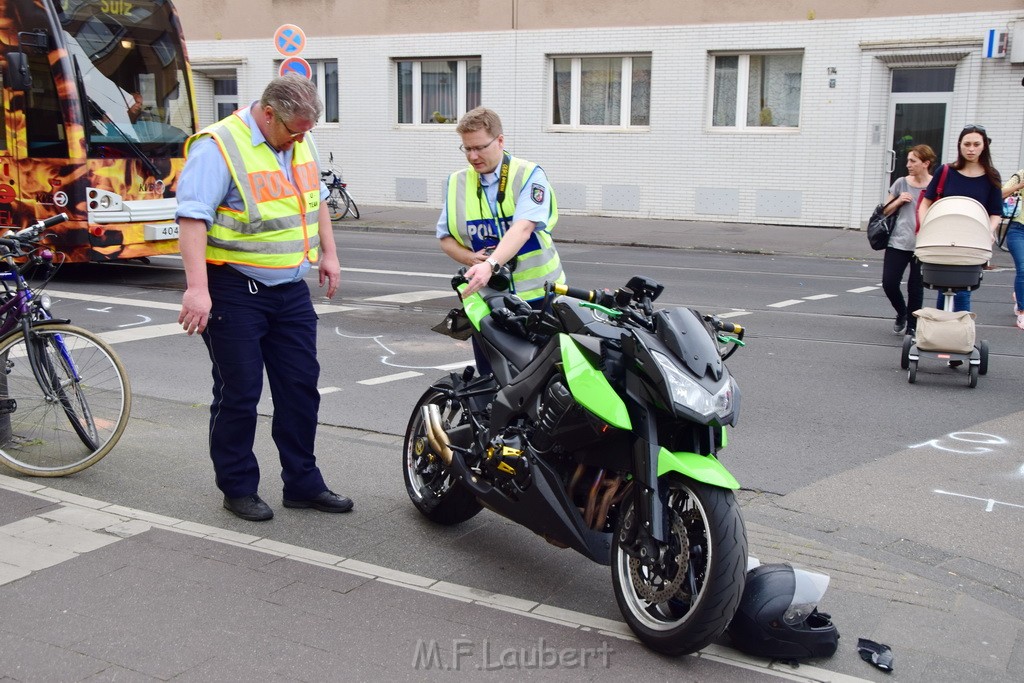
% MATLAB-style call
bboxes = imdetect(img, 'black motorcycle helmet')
[727,563,839,660]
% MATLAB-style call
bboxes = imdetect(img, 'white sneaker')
[1016,313,1024,331]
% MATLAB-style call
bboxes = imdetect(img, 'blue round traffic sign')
[279,57,312,79]
[274,24,306,56]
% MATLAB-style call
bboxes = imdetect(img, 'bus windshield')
[58,0,194,155]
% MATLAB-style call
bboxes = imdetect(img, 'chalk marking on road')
[0,476,860,683]
[87,306,112,313]
[934,489,1024,513]
[767,299,803,308]
[318,387,342,395]
[803,294,837,300]
[909,431,1007,455]
[716,310,750,319]
[118,315,152,328]
[358,371,424,385]
[362,290,453,304]
[847,286,879,293]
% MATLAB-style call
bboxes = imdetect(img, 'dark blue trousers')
[201,266,327,500]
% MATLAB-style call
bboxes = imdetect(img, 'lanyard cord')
[475,152,512,228]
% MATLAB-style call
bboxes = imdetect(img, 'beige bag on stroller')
[913,308,976,353]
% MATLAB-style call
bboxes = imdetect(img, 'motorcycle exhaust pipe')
[421,404,454,467]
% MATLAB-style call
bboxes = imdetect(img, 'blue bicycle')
[0,214,131,476]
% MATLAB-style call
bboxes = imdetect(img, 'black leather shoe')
[283,489,353,513]
[223,494,274,521]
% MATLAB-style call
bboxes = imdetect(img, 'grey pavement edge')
[1,475,851,682]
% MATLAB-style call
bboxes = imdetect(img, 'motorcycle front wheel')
[402,378,482,525]
[611,473,748,656]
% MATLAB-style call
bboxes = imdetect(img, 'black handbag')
[867,196,901,251]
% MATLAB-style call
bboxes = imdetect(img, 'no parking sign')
[279,57,312,79]
[274,24,312,79]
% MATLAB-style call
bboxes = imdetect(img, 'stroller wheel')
[968,364,979,388]
[978,340,989,376]
[908,359,918,384]
[900,334,913,370]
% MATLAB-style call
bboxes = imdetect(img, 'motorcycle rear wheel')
[402,378,482,525]
[611,474,748,656]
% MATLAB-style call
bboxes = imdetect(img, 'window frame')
[548,53,651,132]
[708,51,803,132]
[394,57,481,126]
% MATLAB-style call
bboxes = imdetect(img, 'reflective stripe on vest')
[184,111,321,268]
[446,155,563,300]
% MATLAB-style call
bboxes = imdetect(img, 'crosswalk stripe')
[358,371,424,385]
[362,290,454,304]
[767,300,803,308]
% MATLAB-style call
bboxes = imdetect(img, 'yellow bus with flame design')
[1,0,196,261]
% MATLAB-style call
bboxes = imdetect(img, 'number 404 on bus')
[1,0,197,262]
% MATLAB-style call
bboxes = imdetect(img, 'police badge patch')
[531,183,545,204]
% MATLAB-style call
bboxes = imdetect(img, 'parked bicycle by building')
[322,153,360,221]
[0,214,132,477]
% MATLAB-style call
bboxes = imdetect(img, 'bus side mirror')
[5,52,32,92]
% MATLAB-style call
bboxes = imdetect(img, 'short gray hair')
[260,74,323,122]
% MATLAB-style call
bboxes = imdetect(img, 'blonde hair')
[456,107,503,137]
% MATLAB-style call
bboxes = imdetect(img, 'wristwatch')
[485,256,501,274]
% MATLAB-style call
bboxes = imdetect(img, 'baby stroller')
[900,196,992,387]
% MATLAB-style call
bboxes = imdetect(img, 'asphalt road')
[15,231,1024,681]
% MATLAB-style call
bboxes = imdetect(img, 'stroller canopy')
[915,196,992,266]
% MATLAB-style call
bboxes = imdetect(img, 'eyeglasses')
[459,136,498,155]
[962,124,986,135]
[275,112,312,140]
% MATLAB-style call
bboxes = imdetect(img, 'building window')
[396,58,481,125]
[551,55,651,129]
[213,78,237,120]
[310,60,339,123]
[711,53,802,128]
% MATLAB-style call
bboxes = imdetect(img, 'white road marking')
[342,267,452,279]
[715,311,750,319]
[48,290,181,311]
[847,286,879,293]
[97,323,184,345]
[803,294,837,300]
[118,315,152,328]
[358,371,424,385]
[767,299,803,308]
[934,489,1024,513]
[435,361,474,370]
[363,290,453,304]
[318,387,342,395]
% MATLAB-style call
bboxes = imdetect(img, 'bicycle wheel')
[0,324,131,476]
[341,188,359,219]
[327,186,346,221]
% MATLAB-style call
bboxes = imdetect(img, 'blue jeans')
[935,289,971,312]
[201,265,327,500]
[1006,221,1024,312]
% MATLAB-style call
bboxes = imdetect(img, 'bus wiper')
[73,56,162,181]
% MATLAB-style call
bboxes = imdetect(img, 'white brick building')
[175,1,1024,230]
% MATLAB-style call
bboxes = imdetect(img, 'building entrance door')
[885,68,955,190]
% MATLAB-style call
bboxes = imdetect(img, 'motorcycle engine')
[482,431,532,496]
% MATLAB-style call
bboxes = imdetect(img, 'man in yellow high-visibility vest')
[436,107,565,373]
[176,75,352,521]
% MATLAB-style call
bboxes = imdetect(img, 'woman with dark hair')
[881,144,935,335]
[917,125,1003,313]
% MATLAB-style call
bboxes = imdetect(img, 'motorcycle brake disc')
[629,514,689,603]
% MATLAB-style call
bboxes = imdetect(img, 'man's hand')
[462,261,492,297]
[318,251,341,299]
[179,286,212,336]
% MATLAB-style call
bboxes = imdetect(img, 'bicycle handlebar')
[0,213,66,256]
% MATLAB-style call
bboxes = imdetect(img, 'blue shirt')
[175,103,330,286]
[924,166,1003,217]
[435,160,553,243]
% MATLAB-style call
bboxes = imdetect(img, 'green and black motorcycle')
[403,268,749,655]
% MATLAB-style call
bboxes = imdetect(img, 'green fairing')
[559,334,632,430]
[457,285,490,330]
[657,447,740,490]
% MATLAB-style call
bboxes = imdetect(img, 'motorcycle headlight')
[651,350,734,421]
